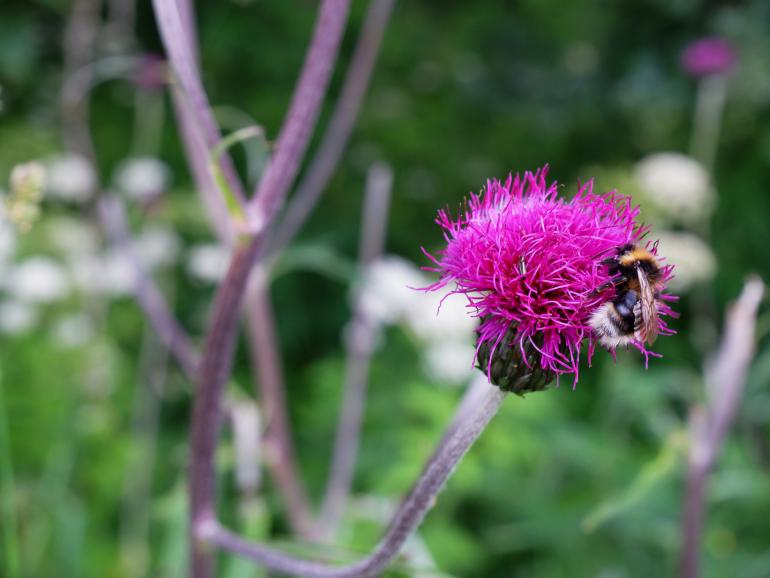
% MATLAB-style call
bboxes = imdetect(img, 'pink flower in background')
[680,37,737,78]
[132,54,168,91]
[424,166,674,386]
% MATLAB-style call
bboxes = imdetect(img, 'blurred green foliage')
[0,1,769,577]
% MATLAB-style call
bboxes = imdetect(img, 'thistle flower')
[424,166,674,391]
[680,37,738,78]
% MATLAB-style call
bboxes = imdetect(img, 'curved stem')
[205,381,506,578]
[317,163,393,536]
[247,0,352,227]
[268,0,396,258]
[190,237,262,578]
[244,271,315,540]
[188,2,352,573]
[153,0,247,206]
[97,196,200,380]
[679,277,764,578]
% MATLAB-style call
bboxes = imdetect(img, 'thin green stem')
[0,373,20,578]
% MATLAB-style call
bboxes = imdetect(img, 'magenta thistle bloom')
[680,37,737,78]
[424,166,675,389]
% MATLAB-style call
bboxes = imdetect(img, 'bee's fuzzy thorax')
[618,245,663,285]
[619,246,655,265]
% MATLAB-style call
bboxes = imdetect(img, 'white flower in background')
[52,313,94,347]
[8,257,70,303]
[0,300,38,335]
[358,256,427,325]
[655,230,716,292]
[229,399,262,494]
[186,243,231,283]
[359,255,478,386]
[114,156,171,201]
[136,225,180,270]
[407,287,477,386]
[423,340,477,385]
[102,249,136,296]
[405,289,476,342]
[46,216,100,256]
[633,153,714,224]
[45,154,96,202]
[69,254,105,295]
[69,251,135,297]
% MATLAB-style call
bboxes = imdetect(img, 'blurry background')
[1,0,769,577]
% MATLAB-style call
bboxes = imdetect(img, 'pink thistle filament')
[424,166,675,387]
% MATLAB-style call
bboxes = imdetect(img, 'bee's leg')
[594,275,624,294]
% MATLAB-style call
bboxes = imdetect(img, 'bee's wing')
[634,267,659,345]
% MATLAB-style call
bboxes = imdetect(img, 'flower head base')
[424,166,675,390]
[680,37,737,78]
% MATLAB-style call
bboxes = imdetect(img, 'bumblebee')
[589,243,663,348]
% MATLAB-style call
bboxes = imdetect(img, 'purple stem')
[190,237,262,578]
[244,270,316,540]
[680,277,764,578]
[187,2,351,575]
[165,0,236,243]
[267,0,396,258]
[97,196,200,380]
[173,0,199,65]
[317,163,393,536]
[247,0,352,228]
[152,0,248,221]
[203,382,506,578]
[235,0,386,541]
[681,407,709,578]
[61,0,103,163]
[171,94,237,245]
